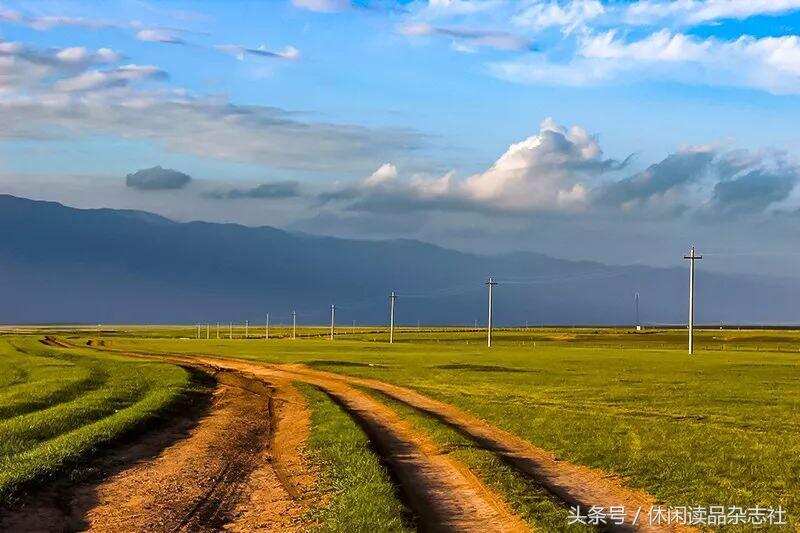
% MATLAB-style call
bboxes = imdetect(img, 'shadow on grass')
[432,363,535,373]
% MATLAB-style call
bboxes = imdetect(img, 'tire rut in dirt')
[176,357,530,533]
[0,365,309,532]
[284,364,695,533]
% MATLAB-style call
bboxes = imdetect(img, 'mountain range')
[1,194,797,326]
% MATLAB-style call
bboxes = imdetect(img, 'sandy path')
[279,364,695,533]
[57,336,696,532]
[0,362,312,532]
[188,356,530,533]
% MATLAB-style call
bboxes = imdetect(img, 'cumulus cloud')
[126,166,192,190]
[364,163,398,186]
[316,118,800,219]
[204,181,301,199]
[215,44,300,61]
[321,118,628,214]
[399,23,534,52]
[457,117,626,210]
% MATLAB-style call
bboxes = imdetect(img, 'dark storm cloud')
[596,149,715,207]
[126,166,192,190]
[316,186,361,204]
[205,181,301,200]
[710,168,798,214]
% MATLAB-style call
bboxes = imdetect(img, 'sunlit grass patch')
[299,383,412,532]
[0,337,189,502]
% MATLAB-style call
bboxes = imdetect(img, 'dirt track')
[31,337,696,532]
[184,356,530,533]
[279,365,686,533]
[0,363,313,532]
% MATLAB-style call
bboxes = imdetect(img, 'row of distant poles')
[195,246,703,355]
[195,283,496,348]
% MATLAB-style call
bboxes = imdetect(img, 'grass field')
[1,326,798,529]
[0,335,190,501]
[78,326,800,528]
[300,384,412,532]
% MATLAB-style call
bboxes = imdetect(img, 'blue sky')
[3,0,800,276]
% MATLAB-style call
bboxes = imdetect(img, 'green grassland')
[300,384,412,532]
[0,336,190,502]
[82,327,800,527]
[366,389,591,532]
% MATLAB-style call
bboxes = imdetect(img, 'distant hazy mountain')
[0,194,797,325]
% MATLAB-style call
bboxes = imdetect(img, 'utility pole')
[265,313,270,340]
[330,305,336,341]
[196,324,200,339]
[216,322,220,339]
[292,310,296,340]
[684,245,703,355]
[486,276,498,348]
[389,291,397,344]
[245,320,249,339]
[229,322,232,340]
[206,323,210,340]
[635,292,641,331]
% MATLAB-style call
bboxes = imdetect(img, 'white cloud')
[457,117,612,210]
[418,0,504,18]
[364,163,398,186]
[331,118,624,213]
[624,0,800,27]
[399,23,533,51]
[291,0,350,13]
[215,44,301,61]
[136,29,186,45]
[0,8,114,30]
[0,40,421,172]
[513,0,604,34]
[0,41,125,91]
[489,54,615,86]
[53,65,167,92]
[494,30,800,94]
